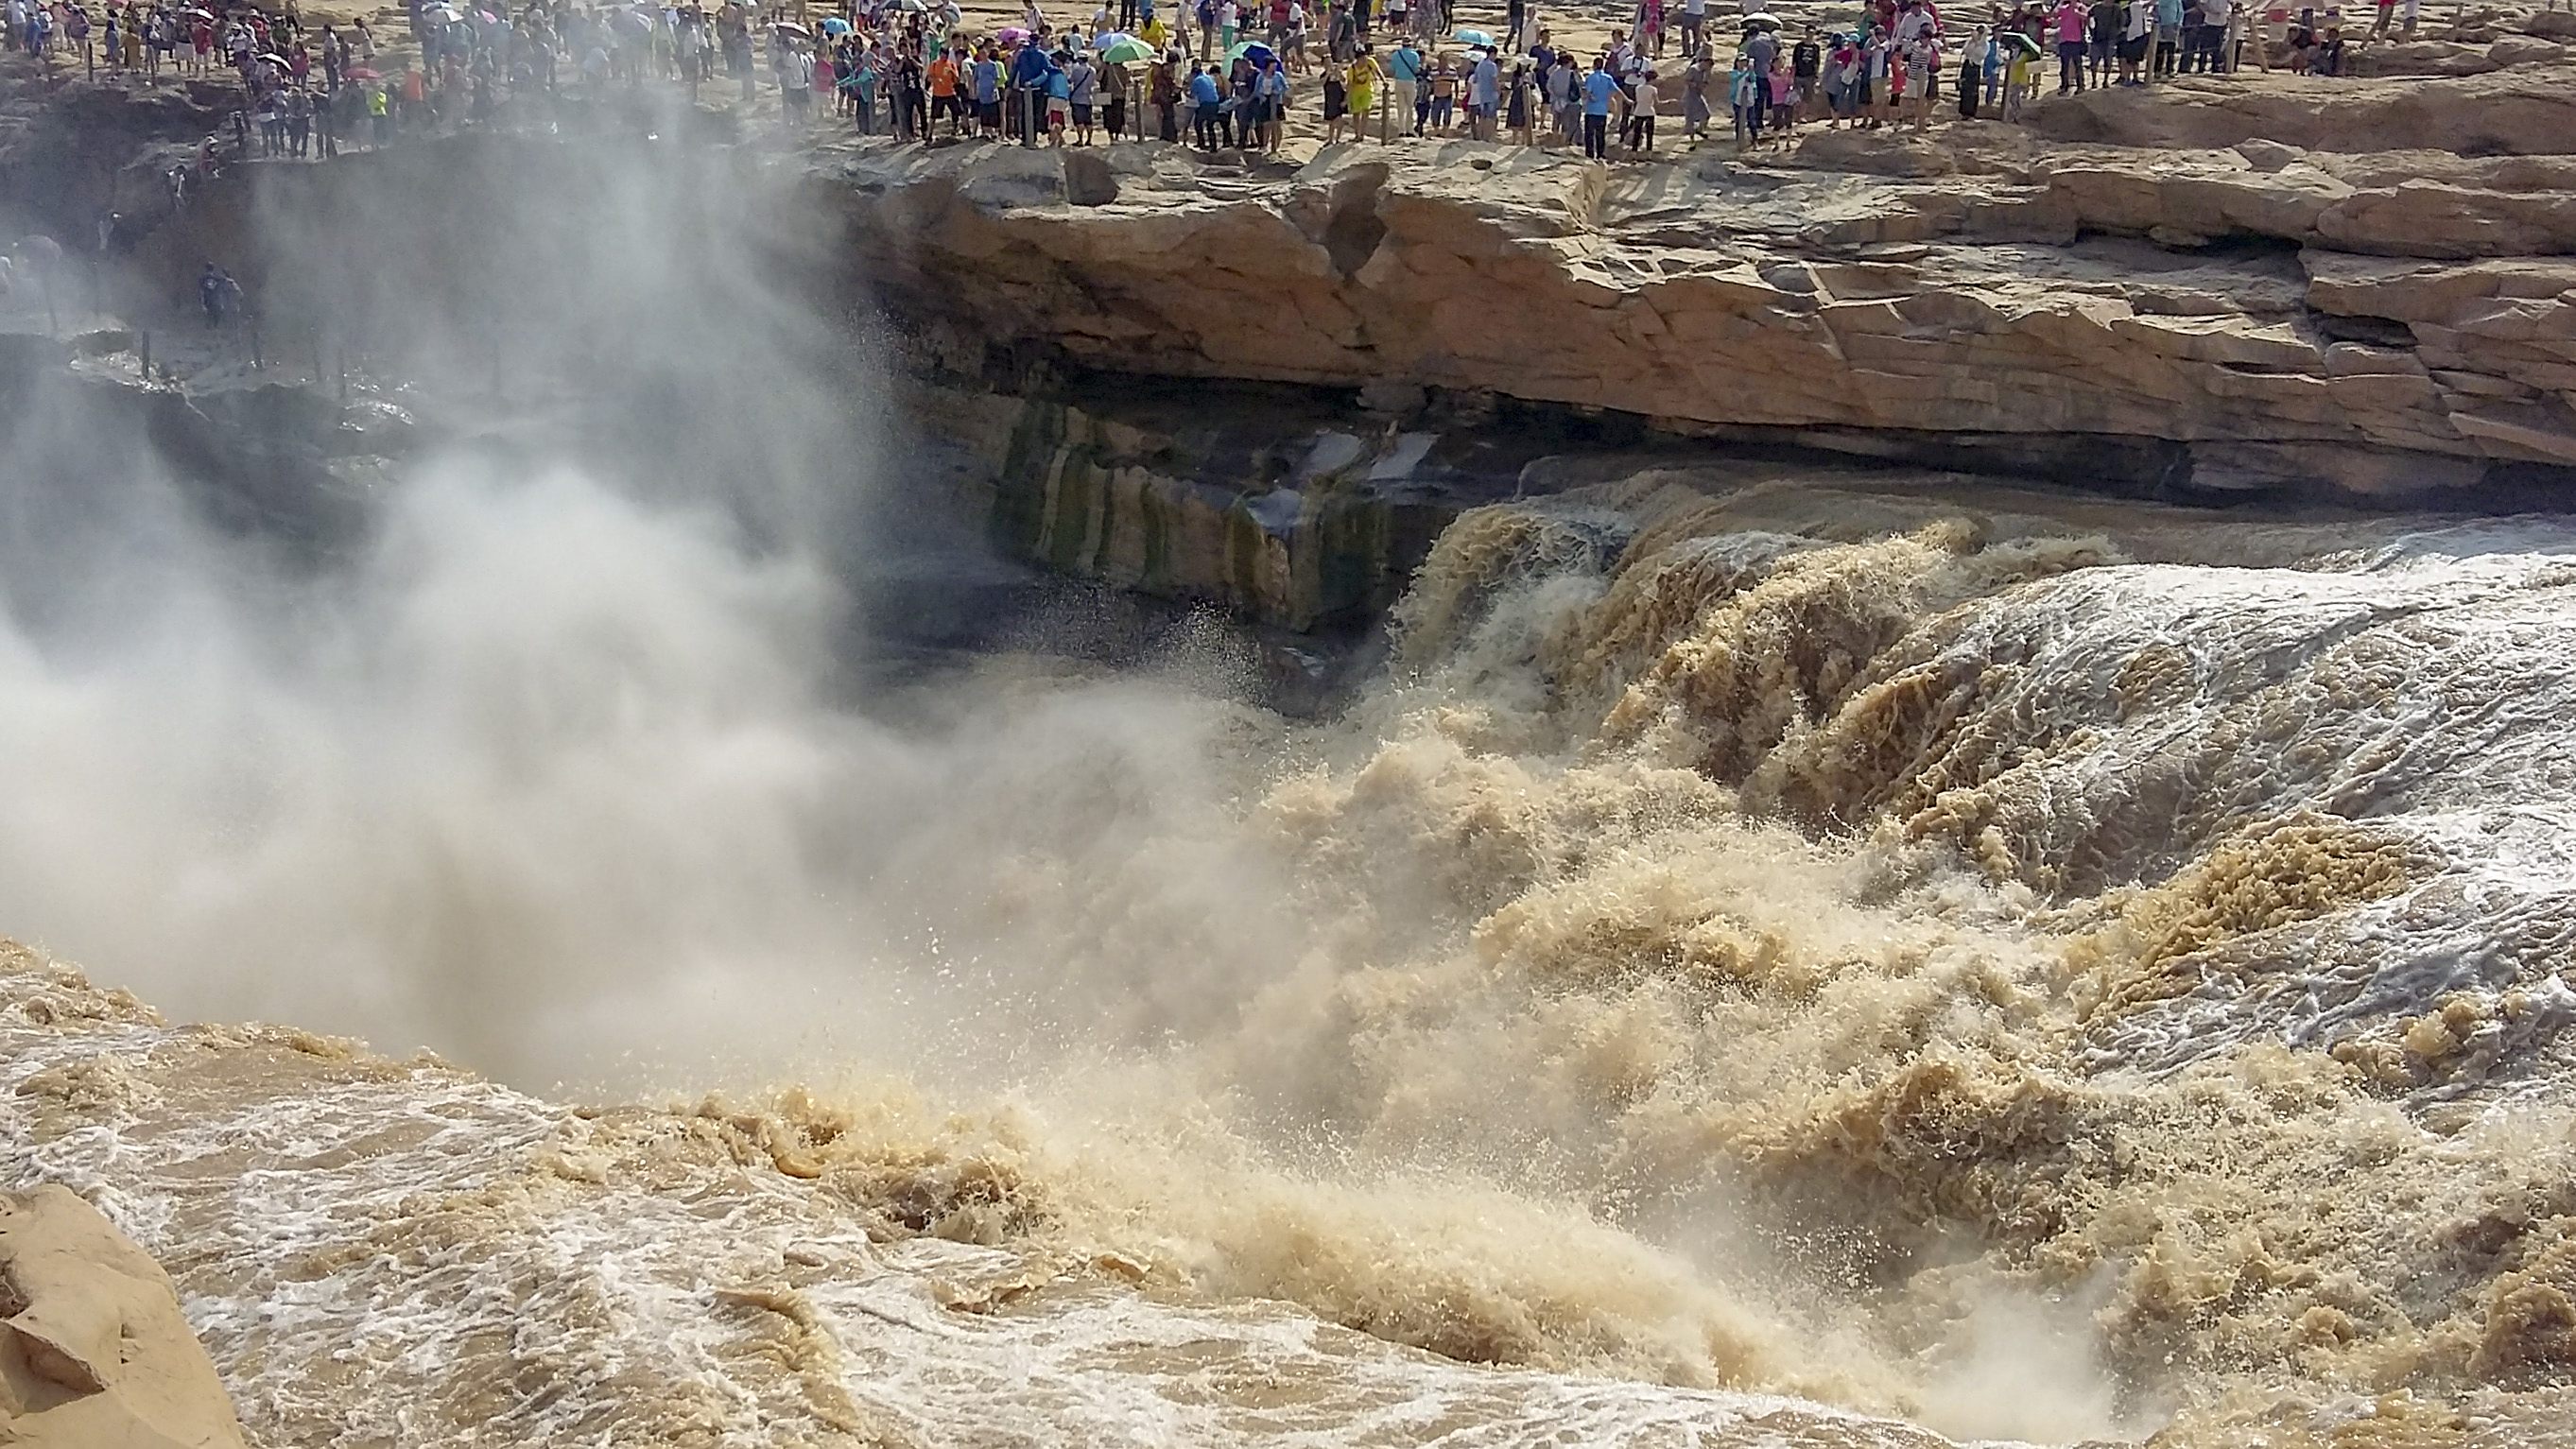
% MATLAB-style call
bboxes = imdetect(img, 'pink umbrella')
[996,24,1028,42]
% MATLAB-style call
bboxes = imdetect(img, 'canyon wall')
[814,39,2576,499]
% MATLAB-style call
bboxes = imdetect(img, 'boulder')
[0,1185,250,1449]
[1062,149,1121,207]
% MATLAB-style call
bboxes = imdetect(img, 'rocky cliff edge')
[823,39,2576,497]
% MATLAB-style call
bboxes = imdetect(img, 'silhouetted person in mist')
[199,262,238,328]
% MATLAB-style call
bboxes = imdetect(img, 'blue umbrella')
[1452,26,1495,45]
[821,16,851,33]
[1224,39,1274,63]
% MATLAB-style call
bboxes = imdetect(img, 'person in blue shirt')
[2153,0,2185,77]
[973,50,1001,138]
[1046,43,1074,145]
[1009,40,1059,145]
[1187,61,1221,147]
[1580,54,1617,159]
[1384,39,1421,138]
[1254,57,1288,153]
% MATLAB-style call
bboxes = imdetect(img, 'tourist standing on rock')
[1467,43,1497,139]
[1009,35,1055,145]
[1150,48,1183,137]
[1679,48,1709,137]
[1819,32,1852,123]
[1900,26,1934,129]
[1726,46,1755,143]
[1790,27,1821,119]
[1957,26,1981,116]
[2049,0,2083,92]
[2118,0,2149,82]
[1863,25,1893,125]
[1186,58,1219,144]
[1580,52,1615,157]
[1067,47,1098,143]
[1624,64,1657,152]
[1345,45,1378,138]
[1383,33,1422,138]
[1260,55,1290,150]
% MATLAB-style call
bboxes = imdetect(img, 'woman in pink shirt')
[2052,0,2087,93]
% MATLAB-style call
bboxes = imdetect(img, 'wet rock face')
[0,1185,251,1449]
[915,377,1540,630]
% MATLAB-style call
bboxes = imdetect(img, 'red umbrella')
[345,65,382,79]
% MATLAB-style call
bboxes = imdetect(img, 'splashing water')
[11,436,2576,1447]
[9,133,2576,1449]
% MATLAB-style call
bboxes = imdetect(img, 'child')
[1768,53,1794,134]
[1627,66,1657,152]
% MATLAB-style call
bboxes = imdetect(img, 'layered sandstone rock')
[824,58,2576,495]
[0,1184,251,1449]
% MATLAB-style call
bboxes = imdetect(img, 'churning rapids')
[6,144,2576,1449]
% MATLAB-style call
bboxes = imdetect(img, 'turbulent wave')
[12,445,2576,1445]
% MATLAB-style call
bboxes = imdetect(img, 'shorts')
[1072,102,1092,124]
[979,99,1001,124]
[1046,96,1069,123]
[2120,33,2150,60]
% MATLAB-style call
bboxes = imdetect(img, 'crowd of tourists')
[760,0,2402,156]
[7,0,2416,169]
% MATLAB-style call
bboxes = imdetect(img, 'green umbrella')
[1098,36,1154,63]
[1996,29,2042,57]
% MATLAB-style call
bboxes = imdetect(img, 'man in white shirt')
[1468,45,1498,136]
